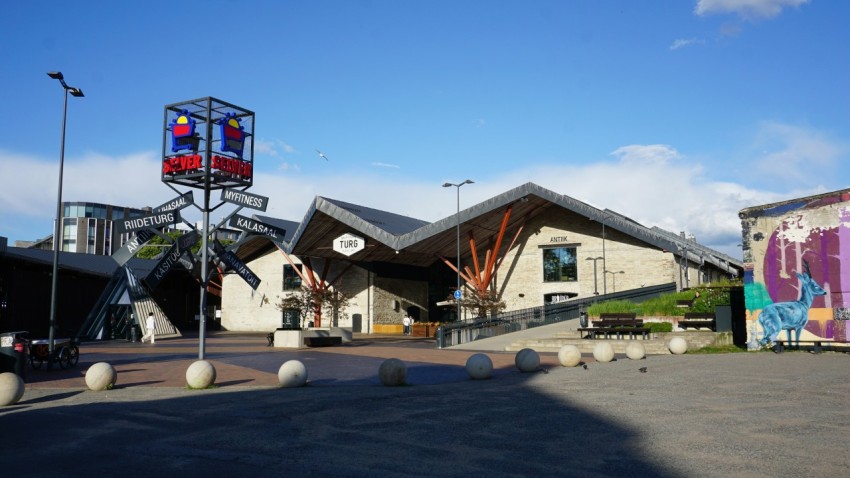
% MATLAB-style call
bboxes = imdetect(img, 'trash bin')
[0,331,29,379]
[130,325,139,343]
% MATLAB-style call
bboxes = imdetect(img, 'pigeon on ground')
[639,367,647,373]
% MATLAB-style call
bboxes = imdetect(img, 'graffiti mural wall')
[739,189,850,348]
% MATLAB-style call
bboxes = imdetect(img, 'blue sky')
[1,0,847,257]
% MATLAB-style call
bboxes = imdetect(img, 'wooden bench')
[678,312,716,331]
[774,339,823,354]
[303,336,342,347]
[578,313,650,340]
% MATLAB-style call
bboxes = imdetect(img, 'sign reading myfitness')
[161,97,255,190]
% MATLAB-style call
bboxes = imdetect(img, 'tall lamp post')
[585,256,604,295]
[605,270,624,293]
[47,71,84,356]
[443,179,473,322]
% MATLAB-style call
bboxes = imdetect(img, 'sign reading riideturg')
[117,210,182,235]
[220,188,268,212]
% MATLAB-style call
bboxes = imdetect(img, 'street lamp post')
[47,71,84,357]
[443,179,473,322]
[605,270,624,292]
[585,256,603,295]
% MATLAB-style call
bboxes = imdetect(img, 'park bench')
[678,312,716,331]
[773,339,824,354]
[578,313,650,340]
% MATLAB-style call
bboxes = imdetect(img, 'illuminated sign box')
[161,97,255,190]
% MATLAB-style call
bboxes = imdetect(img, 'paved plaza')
[2,332,849,477]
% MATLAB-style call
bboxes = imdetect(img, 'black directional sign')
[220,188,268,212]
[154,191,194,213]
[214,240,261,290]
[112,228,156,266]
[228,214,286,242]
[142,230,199,290]
[144,243,184,291]
[117,210,182,235]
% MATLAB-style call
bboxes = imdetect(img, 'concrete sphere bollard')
[186,360,217,389]
[278,360,308,388]
[515,348,540,372]
[465,353,493,380]
[557,345,582,367]
[593,342,615,363]
[379,358,407,386]
[668,337,689,355]
[0,372,25,406]
[85,362,117,391]
[625,342,646,360]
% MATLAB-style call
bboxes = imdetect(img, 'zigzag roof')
[246,182,741,272]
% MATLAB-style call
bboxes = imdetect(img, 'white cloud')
[3,131,841,258]
[371,162,401,169]
[695,0,810,20]
[750,122,847,188]
[669,38,705,51]
[611,144,681,166]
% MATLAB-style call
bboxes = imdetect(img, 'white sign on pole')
[333,233,365,256]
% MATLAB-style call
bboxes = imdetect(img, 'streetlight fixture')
[47,71,84,357]
[443,179,474,322]
[605,270,624,292]
[585,256,604,295]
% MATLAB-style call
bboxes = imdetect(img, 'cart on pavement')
[29,337,80,370]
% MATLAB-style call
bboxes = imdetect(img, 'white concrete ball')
[186,360,217,389]
[278,360,308,388]
[668,337,689,355]
[625,342,646,360]
[557,345,582,367]
[465,353,493,380]
[85,362,117,391]
[515,348,540,372]
[379,358,407,386]
[593,342,616,363]
[0,372,24,406]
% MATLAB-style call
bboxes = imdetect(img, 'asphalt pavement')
[2,331,849,477]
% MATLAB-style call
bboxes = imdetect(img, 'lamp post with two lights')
[47,71,84,356]
[442,179,473,322]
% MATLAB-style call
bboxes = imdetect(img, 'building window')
[283,264,302,291]
[543,247,577,282]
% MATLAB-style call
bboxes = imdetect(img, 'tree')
[452,288,506,319]
[275,286,350,328]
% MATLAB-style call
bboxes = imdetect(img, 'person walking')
[144,312,157,344]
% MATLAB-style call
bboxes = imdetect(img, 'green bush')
[644,321,672,333]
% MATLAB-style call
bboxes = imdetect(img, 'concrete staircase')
[505,330,723,355]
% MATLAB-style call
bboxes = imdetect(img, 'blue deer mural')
[758,261,826,347]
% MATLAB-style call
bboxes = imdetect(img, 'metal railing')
[436,282,676,348]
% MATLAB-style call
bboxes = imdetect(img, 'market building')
[221,183,742,334]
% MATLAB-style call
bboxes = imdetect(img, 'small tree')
[451,289,506,319]
[276,286,350,328]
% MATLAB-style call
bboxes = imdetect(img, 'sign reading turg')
[117,210,182,234]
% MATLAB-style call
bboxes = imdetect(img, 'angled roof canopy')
[235,182,744,272]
